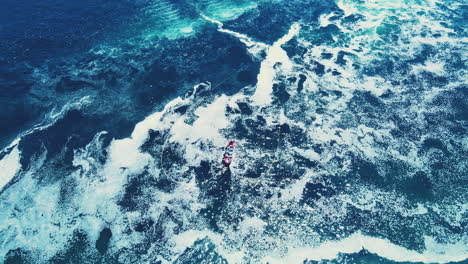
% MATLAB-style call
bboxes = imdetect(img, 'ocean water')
[0,0,467,263]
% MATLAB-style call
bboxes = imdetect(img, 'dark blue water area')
[0,0,137,64]
[224,0,337,44]
[0,0,139,149]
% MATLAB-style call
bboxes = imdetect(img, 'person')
[223,157,232,165]
[223,141,235,166]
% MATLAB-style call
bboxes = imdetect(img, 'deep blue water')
[0,0,139,148]
[0,0,467,263]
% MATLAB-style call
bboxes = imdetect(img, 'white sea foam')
[336,0,359,17]
[292,147,321,162]
[201,13,268,56]
[319,12,337,28]
[1,1,466,263]
[0,150,67,262]
[49,95,92,119]
[411,60,447,76]
[279,175,310,203]
[0,146,21,191]
[104,96,187,175]
[170,229,222,254]
[171,95,230,146]
[251,23,301,106]
[65,83,230,231]
[201,13,302,106]
[0,95,92,156]
[262,232,468,264]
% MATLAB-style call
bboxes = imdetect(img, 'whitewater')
[0,0,467,263]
